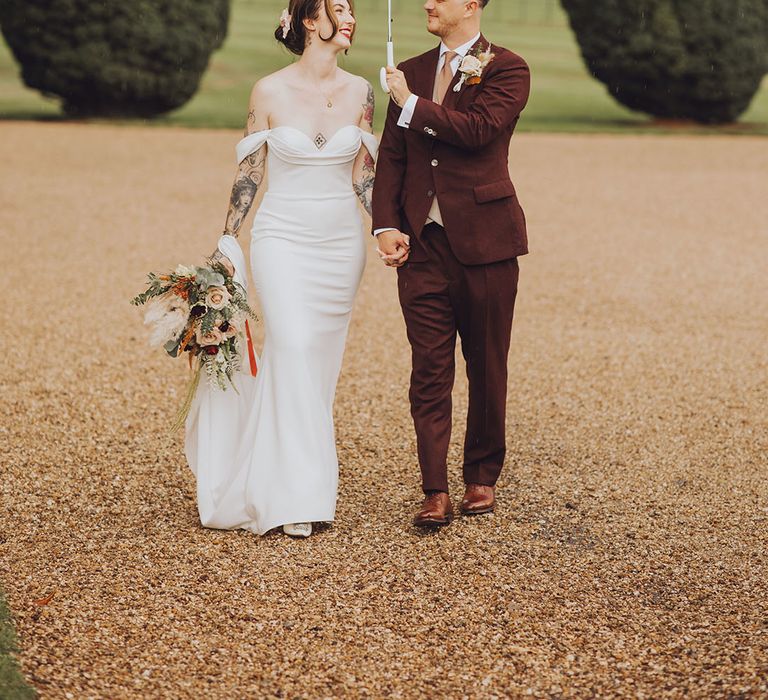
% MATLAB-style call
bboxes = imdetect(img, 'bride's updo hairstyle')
[275,0,356,56]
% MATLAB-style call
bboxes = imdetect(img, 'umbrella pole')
[379,0,393,93]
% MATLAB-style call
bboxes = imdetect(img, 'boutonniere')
[453,43,495,93]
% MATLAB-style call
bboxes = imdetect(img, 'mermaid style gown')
[185,125,378,535]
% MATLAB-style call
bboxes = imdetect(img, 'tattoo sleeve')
[223,147,267,238]
[353,152,375,217]
[362,81,375,128]
[353,82,376,217]
[245,109,256,137]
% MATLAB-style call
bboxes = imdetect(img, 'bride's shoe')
[283,522,312,538]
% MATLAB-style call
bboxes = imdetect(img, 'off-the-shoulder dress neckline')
[236,124,377,164]
[247,124,368,147]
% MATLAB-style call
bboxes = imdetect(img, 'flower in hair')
[279,8,292,39]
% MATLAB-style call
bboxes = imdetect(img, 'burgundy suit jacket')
[372,35,531,265]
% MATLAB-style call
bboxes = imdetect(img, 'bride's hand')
[376,230,410,268]
[208,249,235,277]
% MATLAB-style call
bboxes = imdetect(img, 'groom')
[372,0,530,526]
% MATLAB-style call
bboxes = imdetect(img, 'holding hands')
[377,229,411,268]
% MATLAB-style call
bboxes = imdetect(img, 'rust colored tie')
[434,50,458,104]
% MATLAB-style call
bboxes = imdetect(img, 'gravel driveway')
[1,122,766,698]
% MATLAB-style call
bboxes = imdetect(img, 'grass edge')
[0,588,37,700]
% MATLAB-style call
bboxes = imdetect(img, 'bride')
[185,0,403,537]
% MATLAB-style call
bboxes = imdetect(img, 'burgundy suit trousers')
[397,223,519,493]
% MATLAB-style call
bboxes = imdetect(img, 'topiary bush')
[0,0,230,117]
[560,0,768,124]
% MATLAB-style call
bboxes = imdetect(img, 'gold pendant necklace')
[300,66,337,109]
[318,77,336,110]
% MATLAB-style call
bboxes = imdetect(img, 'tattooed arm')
[222,146,266,236]
[210,82,269,270]
[352,80,376,217]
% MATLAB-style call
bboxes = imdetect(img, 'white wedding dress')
[184,125,377,535]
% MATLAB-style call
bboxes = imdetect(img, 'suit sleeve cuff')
[396,95,419,129]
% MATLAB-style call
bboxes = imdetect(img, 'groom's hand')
[377,229,411,268]
[386,67,413,108]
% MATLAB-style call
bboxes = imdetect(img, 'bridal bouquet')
[131,261,258,430]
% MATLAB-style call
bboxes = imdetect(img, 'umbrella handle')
[380,41,394,93]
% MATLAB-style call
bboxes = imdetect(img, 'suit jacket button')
[431,159,439,167]
[427,190,434,197]
[423,127,430,133]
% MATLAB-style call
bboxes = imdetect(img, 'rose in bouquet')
[131,261,258,430]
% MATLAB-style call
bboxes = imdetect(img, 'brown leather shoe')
[460,484,496,515]
[413,491,454,527]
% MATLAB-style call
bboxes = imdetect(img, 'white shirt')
[397,32,481,129]
[375,33,481,236]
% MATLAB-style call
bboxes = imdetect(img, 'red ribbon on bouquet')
[245,319,258,377]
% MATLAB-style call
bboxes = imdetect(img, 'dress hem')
[198,510,337,537]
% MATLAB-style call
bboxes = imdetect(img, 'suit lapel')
[443,34,489,110]
[413,46,441,101]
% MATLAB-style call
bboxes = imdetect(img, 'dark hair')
[480,0,490,6]
[275,0,356,56]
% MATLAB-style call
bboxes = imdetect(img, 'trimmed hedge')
[560,0,768,123]
[0,0,230,117]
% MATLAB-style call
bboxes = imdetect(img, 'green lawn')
[0,589,36,700]
[0,0,766,134]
